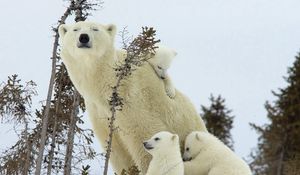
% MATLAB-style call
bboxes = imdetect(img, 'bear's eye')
[154,137,160,141]
[92,28,99,31]
[186,147,190,151]
[157,66,162,70]
[73,28,79,32]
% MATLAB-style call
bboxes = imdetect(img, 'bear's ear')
[106,24,117,37]
[58,24,69,38]
[195,133,200,141]
[171,134,178,141]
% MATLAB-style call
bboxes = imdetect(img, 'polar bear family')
[58,21,251,174]
[59,21,206,174]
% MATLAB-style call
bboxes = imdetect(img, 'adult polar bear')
[58,21,207,174]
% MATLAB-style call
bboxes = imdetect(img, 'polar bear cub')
[183,131,252,175]
[148,45,177,99]
[117,45,177,98]
[143,131,184,175]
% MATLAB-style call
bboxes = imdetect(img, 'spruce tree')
[201,95,234,150]
[250,52,300,175]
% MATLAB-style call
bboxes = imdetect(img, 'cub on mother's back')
[117,45,177,98]
[183,131,252,175]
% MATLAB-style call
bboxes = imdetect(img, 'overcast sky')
[1,0,300,174]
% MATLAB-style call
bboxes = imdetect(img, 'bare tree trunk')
[35,29,59,175]
[46,116,58,175]
[34,3,74,175]
[23,118,31,175]
[277,134,287,175]
[64,90,80,175]
[277,147,285,175]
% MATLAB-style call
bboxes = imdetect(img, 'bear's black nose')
[79,33,89,44]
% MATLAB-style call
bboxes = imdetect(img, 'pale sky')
[1,0,300,174]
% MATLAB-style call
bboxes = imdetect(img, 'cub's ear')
[195,133,200,141]
[171,134,179,141]
[58,24,69,38]
[172,50,178,57]
[106,24,117,37]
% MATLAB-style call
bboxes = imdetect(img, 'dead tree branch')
[103,27,160,175]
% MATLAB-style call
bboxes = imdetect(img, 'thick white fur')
[144,131,183,175]
[183,131,252,175]
[58,21,207,174]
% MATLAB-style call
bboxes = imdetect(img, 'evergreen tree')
[250,52,300,175]
[201,95,234,150]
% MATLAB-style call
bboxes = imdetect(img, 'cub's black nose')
[143,142,147,147]
[79,33,89,44]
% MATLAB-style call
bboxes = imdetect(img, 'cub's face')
[183,131,204,161]
[151,46,177,79]
[143,131,179,155]
[153,65,167,79]
[58,21,116,59]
